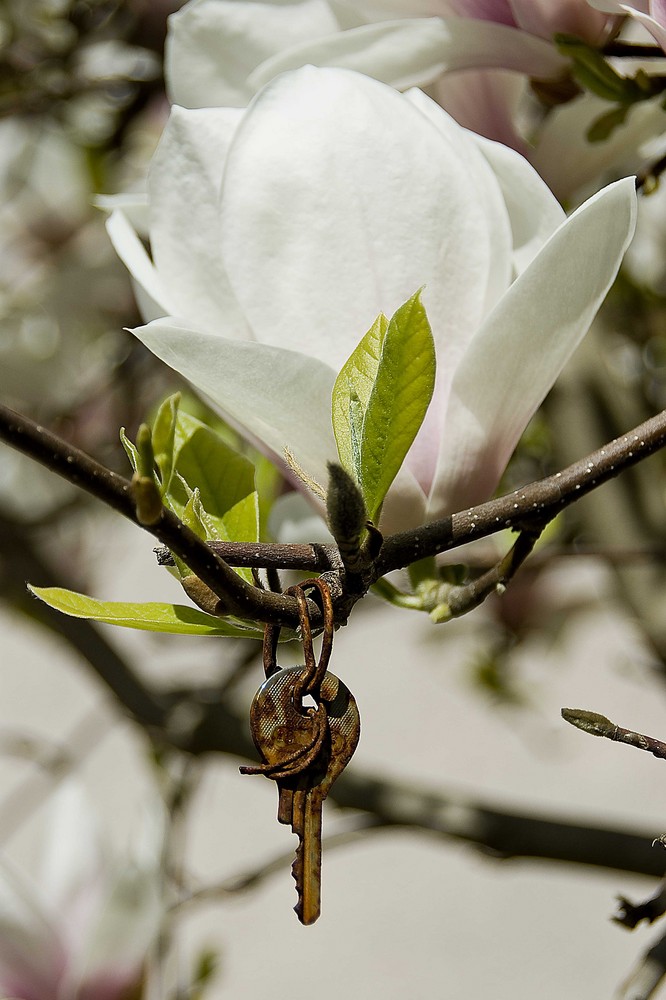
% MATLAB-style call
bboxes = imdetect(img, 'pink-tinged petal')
[221,67,491,372]
[133,319,339,490]
[248,17,568,94]
[165,0,341,107]
[105,210,172,319]
[530,91,666,202]
[426,67,529,155]
[427,176,637,519]
[510,0,617,43]
[448,0,515,23]
[148,105,251,337]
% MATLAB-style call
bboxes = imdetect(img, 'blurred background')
[1,2,666,997]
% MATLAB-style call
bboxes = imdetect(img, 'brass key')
[242,664,360,924]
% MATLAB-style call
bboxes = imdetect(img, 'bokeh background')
[1,2,666,997]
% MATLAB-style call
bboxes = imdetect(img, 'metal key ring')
[262,578,334,700]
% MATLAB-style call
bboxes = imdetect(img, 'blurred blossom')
[587,0,666,49]
[106,67,636,530]
[163,0,665,200]
[0,782,163,1000]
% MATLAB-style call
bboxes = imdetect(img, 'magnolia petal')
[165,0,341,107]
[248,16,568,94]
[470,132,566,275]
[221,66,491,375]
[133,318,338,489]
[510,0,616,43]
[427,176,637,519]
[95,192,149,235]
[105,210,172,318]
[404,85,513,311]
[148,105,250,337]
[587,0,666,45]
[426,66,529,155]
[531,92,666,202]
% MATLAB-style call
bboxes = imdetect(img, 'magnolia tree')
[1,0,666,997]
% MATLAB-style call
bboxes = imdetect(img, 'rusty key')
[290,668,360,924]
[242,665,360,924]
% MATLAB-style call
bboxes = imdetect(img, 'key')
[289,668,360,924]
[241,665,360,924]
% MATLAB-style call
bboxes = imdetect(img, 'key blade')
[292,790,322,925]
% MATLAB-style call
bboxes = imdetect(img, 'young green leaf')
[332,312,388,477]
[151,392,180,491]
[360,289,436,521]
[120,427,139,473]
[29,586,265,638]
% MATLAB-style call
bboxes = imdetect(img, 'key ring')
[262,578,334,701]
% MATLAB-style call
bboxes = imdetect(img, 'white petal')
[470,131,566,274]
[165,0,341,108]
[427,176,637,519]
[530,92,666,203]
[95,192,149,235]
[404,86,513,311]
[148,105,251,337]
[248,17,568,94]
[221,67,491,372]
[105,210,172,318]
[133,318,338,489]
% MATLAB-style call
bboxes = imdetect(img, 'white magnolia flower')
[107,67,636,531]
[0,783,162,1000]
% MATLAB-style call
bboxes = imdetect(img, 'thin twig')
[442,527,543,620]
[0,404,317,628]
[561,709,666,760]
[375,409,666,577]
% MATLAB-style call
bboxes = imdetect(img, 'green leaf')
[29,586,265,638]
[120,427,139,473]
[555,34,642,104]
[152,393,180,491]
[171,420,256,531]
[332,312,388,478]
[586,104,634,143]
[360,289,436,521]
[164,413,259,583]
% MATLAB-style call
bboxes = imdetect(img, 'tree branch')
[374,409,666,576]
[2,403,666,626]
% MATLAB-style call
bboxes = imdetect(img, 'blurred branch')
[173,818,382,911]
[617,930,666,1000]
[2,506,664,880]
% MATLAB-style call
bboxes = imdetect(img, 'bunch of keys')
[240,578,360,924]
